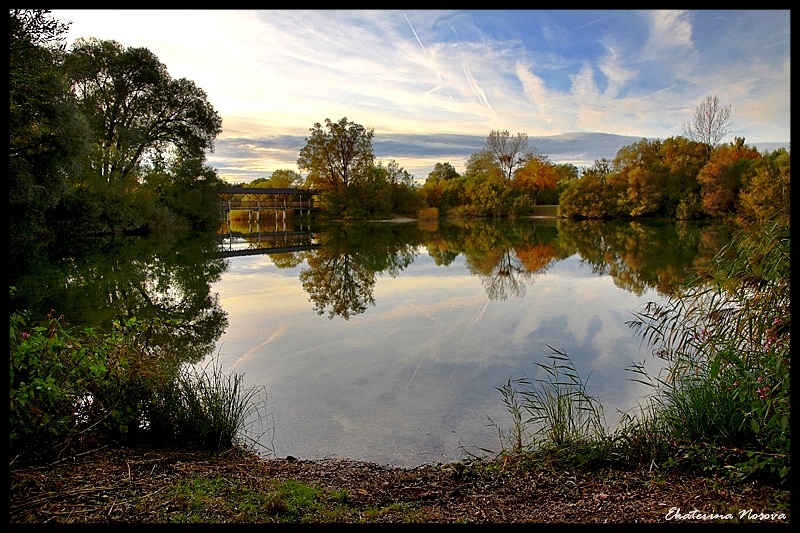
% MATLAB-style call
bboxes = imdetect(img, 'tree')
[660,136,710,219]
[697,137,760,216]
[64,38,223,183]
[682,94,733,147]
[464,149,504,183]
[738,148,790,224]
[265,169,305,188]
[512,154,559,205]
[297,117,375,193]
[10,9,92,267]
[10,10,89,221]
[485,130,532,180]
[426,162,460,183]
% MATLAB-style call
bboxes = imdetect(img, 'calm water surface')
[207,217,728,466]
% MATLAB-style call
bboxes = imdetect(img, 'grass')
[149,476,356,523]
[164,354,273,454]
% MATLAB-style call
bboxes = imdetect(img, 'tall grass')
[624,219,790,484]
[162,354,273,454]
[492,347,609,465]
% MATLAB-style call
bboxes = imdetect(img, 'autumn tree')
[738,147,790,224]
[697,137,761,216]
[64,38,222,184]
[683,94,733,147]
[512,154,559,205]
[297,117,375,194]
[485,130,534,181]
[660,136,710,219]
[557,159,621,219]
[613,138,667,217]
[460,150,506,216]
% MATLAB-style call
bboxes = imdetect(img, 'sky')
[50,9,791,184]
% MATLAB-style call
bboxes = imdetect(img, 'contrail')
[404,12,428,56]
[461,53,495,117]
[404,12,445,85]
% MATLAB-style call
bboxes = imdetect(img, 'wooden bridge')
[219,187,321,222]
[213,229,322,258]
[216,187,323,257]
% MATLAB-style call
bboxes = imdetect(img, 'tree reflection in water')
[290,217,733,316]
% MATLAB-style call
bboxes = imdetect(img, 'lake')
[206,216,731,466]
[10,216,733,468]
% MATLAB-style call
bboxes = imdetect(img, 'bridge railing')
[222,200,313,210]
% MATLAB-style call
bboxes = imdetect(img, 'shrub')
[10,308,270,465]
[417,207,439,220]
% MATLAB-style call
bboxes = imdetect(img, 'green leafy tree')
[269,169,305,188]
[147,156,226,229]
[422,162,460,210]
[464,149,504,183]
[64,38,223,184]
[297,117,375,194]
[427,161,460,183]
[9,10,90,243]
[250,169,305,188]
[543,163,579,205]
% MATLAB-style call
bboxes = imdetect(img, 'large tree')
[485,130,533,181]
[10,10,89,225]
[697,137,761,216]
[64,38,222,184]
[297,117,375,193]
[682,94,733,147]
[426,161,460,183]
[512,154,559,205]
[250,169,305,188]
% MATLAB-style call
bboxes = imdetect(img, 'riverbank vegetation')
[491,220,790,488]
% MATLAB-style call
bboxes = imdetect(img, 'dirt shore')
[9,446,791,523]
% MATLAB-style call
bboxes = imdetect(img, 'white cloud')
[643,10,694,58]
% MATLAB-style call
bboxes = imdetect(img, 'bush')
[417,207,439,220]
[10,308,269,465]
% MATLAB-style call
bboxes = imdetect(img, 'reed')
[496,218,790,486]
[165,354,272,453]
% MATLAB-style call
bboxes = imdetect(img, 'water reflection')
[210,217,734,466]
[298,223,422,319]
[244,218,732,318]
[10,230,229,365]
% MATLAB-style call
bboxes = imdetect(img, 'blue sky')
[51,9,790,183]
